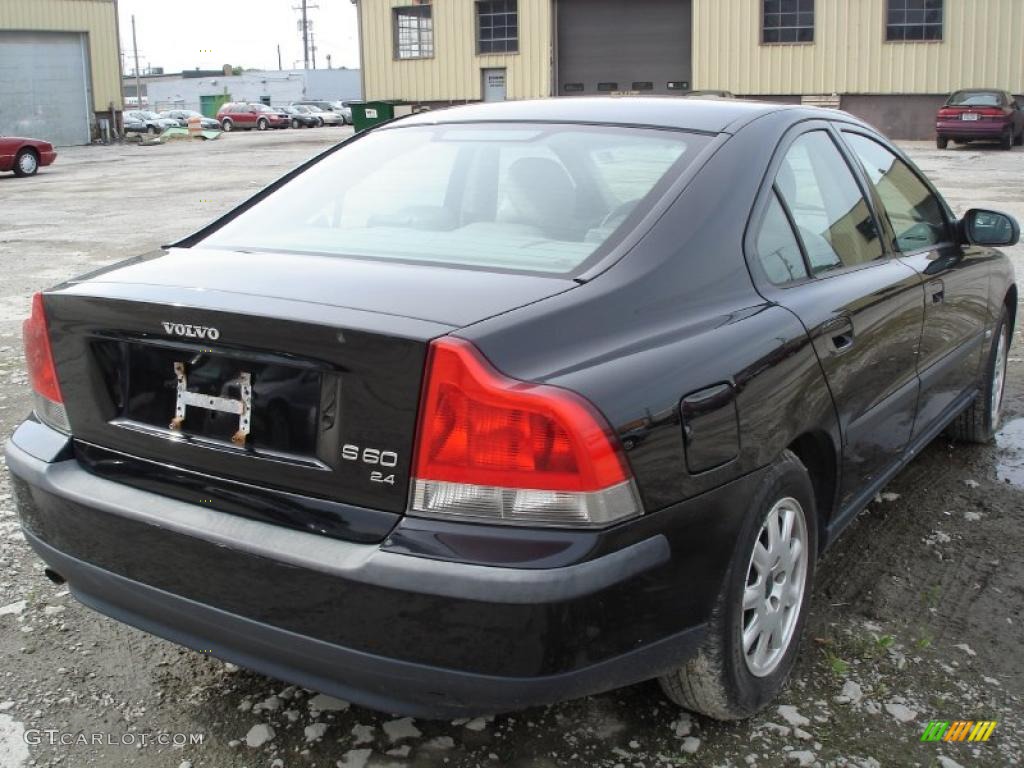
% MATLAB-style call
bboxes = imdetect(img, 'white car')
[307,106,342,126]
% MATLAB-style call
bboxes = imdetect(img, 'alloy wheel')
[741,497,808,677]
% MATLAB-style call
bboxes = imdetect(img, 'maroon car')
[936,89,1024,150]
[216,102,290,132]
[0,136,57,177]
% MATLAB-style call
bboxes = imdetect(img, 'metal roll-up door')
[557,0,692,98]
[0,31,91,146]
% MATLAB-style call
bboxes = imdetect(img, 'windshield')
[948,91,1002,107]
[199,123,706,274]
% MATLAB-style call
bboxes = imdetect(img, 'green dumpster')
[350,100,404,132]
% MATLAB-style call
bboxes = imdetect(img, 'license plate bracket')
[170,361,253,445]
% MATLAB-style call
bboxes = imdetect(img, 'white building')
[144,68,362,115]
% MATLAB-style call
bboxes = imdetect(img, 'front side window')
[394,5,434,59]
[762,0,814,44]
[199,124,705,275]
[775,131,882,273]
[886,0,943,41]
[843,133,949,252]
[477,0,518,54]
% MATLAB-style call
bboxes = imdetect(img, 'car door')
[748,124,925,513]
[839,130,991,437]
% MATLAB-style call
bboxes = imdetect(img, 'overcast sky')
[117,0,360,74]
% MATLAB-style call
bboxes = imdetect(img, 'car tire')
[659,449,817,720]
[257,118,269,131]
[1001,128,1013,150]
[12,149,39,177]
[317,117,325,127]
[947,307,1011,443]
[936,136,949,149]
[1015,129,1024,147]
[221,119,233,132]
[147,125,157,135]
[292,119,301,129]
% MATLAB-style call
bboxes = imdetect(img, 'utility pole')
[310,30,317,69]
[277,44,282,71]
[292,1,319,70]
[326,53,332,70]
[131,14,142,108]
[301,0,309,68]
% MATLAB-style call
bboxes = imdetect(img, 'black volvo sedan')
[7,98,1017,720]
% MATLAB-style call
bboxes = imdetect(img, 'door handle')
[832,331,854,352]
[927,279,945,304]
[818,315,855,354]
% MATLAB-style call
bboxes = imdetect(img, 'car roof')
[395,96,804,134]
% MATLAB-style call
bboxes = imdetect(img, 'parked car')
[124,110,178,135]
[7,98,1017,721]
[216,102,290,132]
[936,89,1024,150]
[283,105,320,129]
[159,110,222,131]
[333,101,354,124]
[0,136,56,177]
[293,100,349,124]
[306,106,342,126]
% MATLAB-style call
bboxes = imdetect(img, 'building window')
[762,0,814,44]
[477,0,518,54]
[394,5,434,59]
[886,0,943,41]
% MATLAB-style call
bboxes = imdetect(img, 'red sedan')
[936,89,1024,150]
[0,136,57,177]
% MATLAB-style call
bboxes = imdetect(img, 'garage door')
[0,31,91,146]
[557,0,692,97]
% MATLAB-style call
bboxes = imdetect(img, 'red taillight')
[23,292,62,404]
[410,338,641,527]
[414,338,628,492]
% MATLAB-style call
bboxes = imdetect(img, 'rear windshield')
[199,122,707,274]
[947,91,1003,107]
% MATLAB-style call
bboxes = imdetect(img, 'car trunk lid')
[43,247,574,542]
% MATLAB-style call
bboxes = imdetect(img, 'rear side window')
[755,192,808,284]
[842,133,950,252]
[199,123,706,275]
[775,131,882,273]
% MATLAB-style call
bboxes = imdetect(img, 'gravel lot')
[1,127,1022,768]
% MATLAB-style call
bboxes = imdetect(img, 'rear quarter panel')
[460,111,841,513]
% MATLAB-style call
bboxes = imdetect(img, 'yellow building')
[0,0,123,145]
[355,0,1024,138]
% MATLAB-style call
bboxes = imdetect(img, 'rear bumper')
[936,119,1010,138]
[5,420,758,717]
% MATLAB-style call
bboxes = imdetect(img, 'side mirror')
[961,209,1020,247]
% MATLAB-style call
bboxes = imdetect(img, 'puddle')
[995,418,1024,488]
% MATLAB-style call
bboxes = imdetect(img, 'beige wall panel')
[694,0,1024,95]
[0,0,121,110]
[361,0,551,101]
